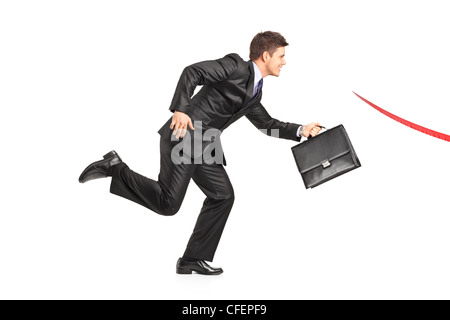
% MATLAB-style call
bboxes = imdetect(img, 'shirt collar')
[252,61,263,85]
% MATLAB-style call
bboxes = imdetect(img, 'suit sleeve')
[169,53,240,115]
[245,103,302,142]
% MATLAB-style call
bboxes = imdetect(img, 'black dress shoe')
[176,257,223,275]
[79,150,122,183]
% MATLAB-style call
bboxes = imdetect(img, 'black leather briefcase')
[291,124,361,189]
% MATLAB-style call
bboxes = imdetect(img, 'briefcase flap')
[291,125,355,174]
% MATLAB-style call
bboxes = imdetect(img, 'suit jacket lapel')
[219,60,260,132]
[241,60,255,107]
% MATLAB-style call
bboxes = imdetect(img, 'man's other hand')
[170,111,195,139]
[302,122,322,138]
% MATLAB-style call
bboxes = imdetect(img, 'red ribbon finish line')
[353,91,450,142]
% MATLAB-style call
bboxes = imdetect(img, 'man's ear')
[262,51,271,63]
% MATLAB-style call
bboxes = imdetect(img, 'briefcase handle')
[307,125,326,140]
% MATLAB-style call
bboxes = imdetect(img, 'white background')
[1,0,449,299]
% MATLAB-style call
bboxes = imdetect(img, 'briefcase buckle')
[322,160,331,168]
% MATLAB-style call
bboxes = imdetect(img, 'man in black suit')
[79,31,322,275]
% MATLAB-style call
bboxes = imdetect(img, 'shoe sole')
[176,267,223,275]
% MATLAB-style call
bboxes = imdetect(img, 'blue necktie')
[253,78,263,98]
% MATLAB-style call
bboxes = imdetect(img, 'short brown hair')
[249,31,289,60]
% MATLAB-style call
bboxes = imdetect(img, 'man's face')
[266,46,286,77]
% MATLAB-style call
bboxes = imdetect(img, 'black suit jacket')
[158,53,302,165]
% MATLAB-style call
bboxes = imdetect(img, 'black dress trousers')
[109,136,234,262]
